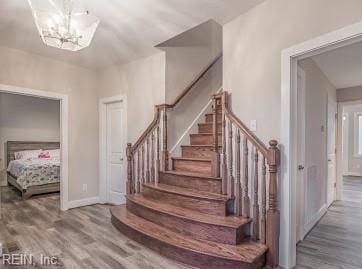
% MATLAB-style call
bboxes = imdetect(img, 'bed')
[6,141,61,199]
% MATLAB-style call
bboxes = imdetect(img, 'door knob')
[120,158,124,161]
[298,165,305,170]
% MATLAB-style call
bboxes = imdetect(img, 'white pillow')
[43,149,60,158]
[14,150,42,160]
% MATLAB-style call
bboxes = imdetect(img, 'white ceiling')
[0,0,264,70]
[313,41,362,89]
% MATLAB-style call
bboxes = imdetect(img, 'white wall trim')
[281,21,362,269]
[99,95,127,204]
[67,196,100,209]
[0,83,69,211]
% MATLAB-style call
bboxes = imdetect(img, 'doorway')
[0,84,68,212]
[99,95,127,205]
[282,22,362,268]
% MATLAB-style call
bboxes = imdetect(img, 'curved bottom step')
[111,205,266,269]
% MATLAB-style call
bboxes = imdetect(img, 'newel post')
[211,95,220,177]
[126,143,133,195]
[266,140,280,268]
[162,106,169,171]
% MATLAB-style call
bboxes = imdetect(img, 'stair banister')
[215,91,280,268]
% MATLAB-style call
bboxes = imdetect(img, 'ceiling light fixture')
[28,0,100,51]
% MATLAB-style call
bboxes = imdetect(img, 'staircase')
[111,56,280,269]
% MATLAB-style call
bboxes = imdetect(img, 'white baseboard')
[67,196,100,209]
[303,205,327,238]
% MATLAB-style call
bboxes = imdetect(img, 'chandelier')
[27,0,100,51]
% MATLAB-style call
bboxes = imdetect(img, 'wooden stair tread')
[143,183,231,202]
[190,133,219,136]
[205,112,221,116]
[111,205,267,264]
[162,170,221,181]
[128,193,249,228]
[181,144,220,148]
[171,157,212,162]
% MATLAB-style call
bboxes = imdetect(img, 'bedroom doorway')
[0,84,69,213]
[99,95,127,205]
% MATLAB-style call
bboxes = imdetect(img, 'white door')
[327,97,337,207]
[106,101,126,205]
[296,67,306,242]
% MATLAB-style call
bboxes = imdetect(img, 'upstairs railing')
[125,54,280,268]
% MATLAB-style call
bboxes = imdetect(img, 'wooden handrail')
[130,53,223,154]
[167,53,222,108]
[131,107,161,153]
[219,92,269,157]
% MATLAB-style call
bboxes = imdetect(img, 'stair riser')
[126,199,245,244]
[205,113,222,123]
[172,159,212,176]
[159,172,222,193]
[142,185,230,216]
[112,216,265,269]
[190,135,221,145]
[199,124,222,133]
[182,146,213,159]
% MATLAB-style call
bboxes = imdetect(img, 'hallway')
[296,177,362,269]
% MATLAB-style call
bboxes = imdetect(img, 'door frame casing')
[281,21,362,269]
[99,95,127,204]
[295,66,306,243]
[0,83,69,211]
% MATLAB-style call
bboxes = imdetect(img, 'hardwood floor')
[296,176,362,269]
[0,186,191,269]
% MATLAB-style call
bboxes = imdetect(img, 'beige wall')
[0,46,99,201]
[0,93,60,186]
[337,85,362,102]
[223,0,362,144]
[98,52,166,143]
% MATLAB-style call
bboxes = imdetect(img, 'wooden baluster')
[137,149,141,193]
[227,120,234,198]
[156,126,160,183]
[146,137,150,183]
[221,112,227,195]
[151,131,155,183]
[261,156,267,244]
[253,149,259,241]
[141,145,145,188]
[126,143,133,195]
[235,129,241,216]
[242,137,250,217]
[162,106,169,171]
[132,155,135,194]
[266,140,280,268]
[211,96,220,177]
[221,92,227,195]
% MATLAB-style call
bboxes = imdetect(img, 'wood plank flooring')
[296,176,362,269]
[0,186,192,269]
